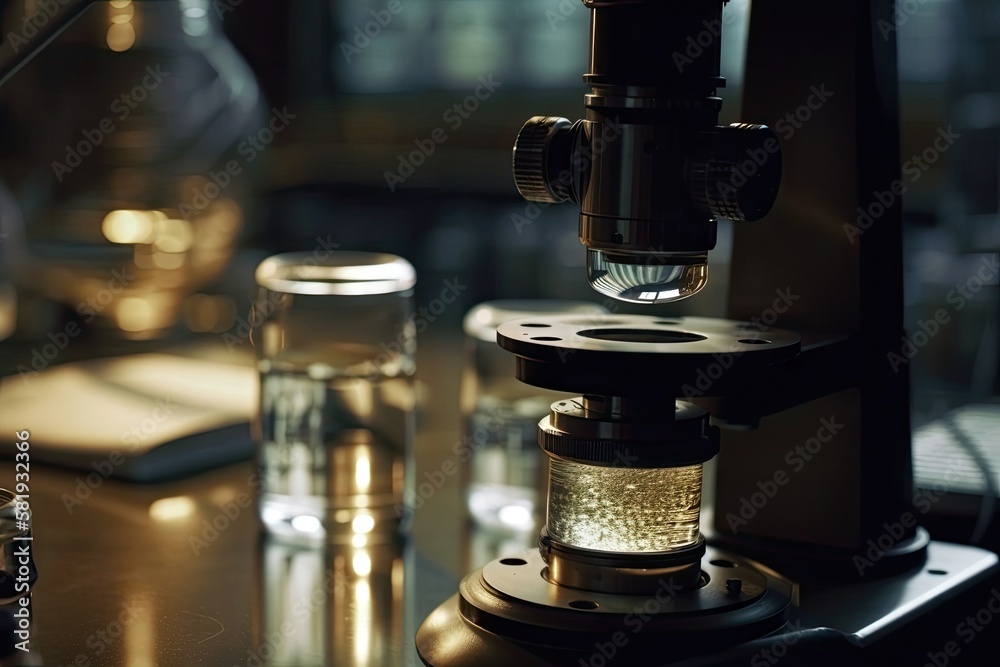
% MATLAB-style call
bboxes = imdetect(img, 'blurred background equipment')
[0,0,263,341]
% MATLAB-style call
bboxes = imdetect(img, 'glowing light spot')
[116,297,155,333]
[262,507,283,525]
[103,210,154,244]
[497,505,532,528]
[352,552,372,577]
[290,515,322,533]
[148,496,196,522]
[355,457,371,491]
[352,514,375,534]
[107,23,136,52]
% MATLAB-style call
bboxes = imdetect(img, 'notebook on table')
[0,351,256,482]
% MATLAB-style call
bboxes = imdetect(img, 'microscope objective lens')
[585,250,709,304]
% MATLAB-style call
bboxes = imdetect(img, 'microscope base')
[415,547,795,666]
[792,539,998,646]
[669,539,1000,666]
[416,542,999,666]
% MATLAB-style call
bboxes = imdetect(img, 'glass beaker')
[252,251,416,544]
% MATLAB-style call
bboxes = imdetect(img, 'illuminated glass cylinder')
[546,457,703,553]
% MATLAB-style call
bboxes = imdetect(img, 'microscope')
[417,1,1000,665]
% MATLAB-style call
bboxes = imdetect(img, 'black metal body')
[512,0,782,273]
[579,0,722,258]
[714,0,918,574]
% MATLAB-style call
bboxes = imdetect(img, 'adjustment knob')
[688,123,782,222]
[513,116,578,204]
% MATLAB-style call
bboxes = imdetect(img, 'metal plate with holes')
[496,315,801,395]
[481,547,767,615]
[801,540,999,645]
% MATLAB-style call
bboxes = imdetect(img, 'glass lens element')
[547,458,702,553]
[586,249,707,304]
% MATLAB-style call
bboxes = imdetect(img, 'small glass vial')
[460,300,607,537]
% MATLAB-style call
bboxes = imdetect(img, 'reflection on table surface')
[11,335,513,667]
[18,469,541,667]
[20,460,455,667]
[257,534,405,666]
